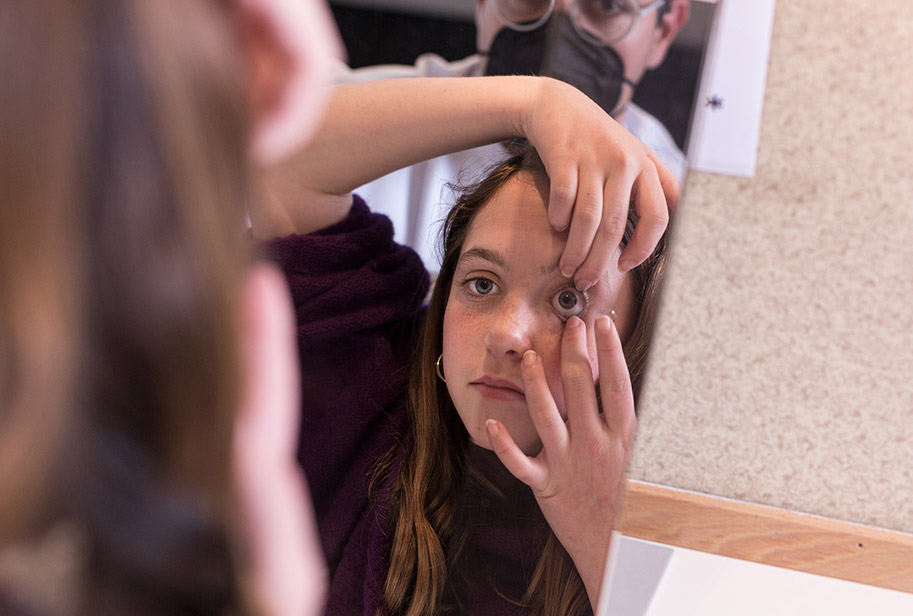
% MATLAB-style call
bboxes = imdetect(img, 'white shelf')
[604,536,913,616]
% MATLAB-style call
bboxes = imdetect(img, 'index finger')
[520,349,571,454]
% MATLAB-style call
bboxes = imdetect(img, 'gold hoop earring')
[435,354,446,382]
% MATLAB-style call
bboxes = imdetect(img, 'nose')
[485,296,533,359]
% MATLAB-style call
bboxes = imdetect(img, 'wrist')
[514,75,545,141]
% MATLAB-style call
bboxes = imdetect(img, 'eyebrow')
[457,248,506,270]
[458,247,563,277]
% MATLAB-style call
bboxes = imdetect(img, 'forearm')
[287,77,537,192]
[254,74,675,285]
[255,76,545,238]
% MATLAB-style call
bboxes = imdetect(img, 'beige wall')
[631,0,913,533]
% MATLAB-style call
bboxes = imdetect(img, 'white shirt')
[335,54,686,271]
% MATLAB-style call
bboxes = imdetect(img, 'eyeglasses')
[492,0,667,46]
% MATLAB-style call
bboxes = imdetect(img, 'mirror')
[326,0,719,612]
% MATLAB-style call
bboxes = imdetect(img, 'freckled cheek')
[441,305,487,374]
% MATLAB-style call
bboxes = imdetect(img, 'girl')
[256,77,674,615]
[0,0,338,613]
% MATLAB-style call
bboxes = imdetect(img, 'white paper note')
[688,0,778,177]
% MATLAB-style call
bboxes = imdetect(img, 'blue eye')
[552,288,586,319]
[467,277,498,296]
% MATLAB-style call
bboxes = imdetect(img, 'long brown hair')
[0,0,87,546]
[382,143,667,615]
[1,0,253,613]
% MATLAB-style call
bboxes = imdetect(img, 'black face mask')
[482,12,635,115]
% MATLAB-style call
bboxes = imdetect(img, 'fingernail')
[575,278,594,291]
[523,349,538,366]
[561,265,576,278]
[618,259,635,273]
[567,316,583,331]
[596,314,612,334]
[486,419,499,437]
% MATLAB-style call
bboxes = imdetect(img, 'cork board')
[631,0,913,534]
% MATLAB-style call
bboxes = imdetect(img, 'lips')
[470,376,525,402]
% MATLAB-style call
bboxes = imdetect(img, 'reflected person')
[255,76,673,614]
[337,0,690,270]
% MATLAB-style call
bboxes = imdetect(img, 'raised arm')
[253,76,678,284]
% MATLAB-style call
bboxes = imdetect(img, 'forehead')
[460,172,564,266]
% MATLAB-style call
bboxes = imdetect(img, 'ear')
[234,0,344,166]
[645,0,691,70]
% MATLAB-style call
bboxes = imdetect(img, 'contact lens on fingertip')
[609,309,616,322]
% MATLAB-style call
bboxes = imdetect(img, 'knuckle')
[535,408,564,431]
[601,212,627,240]
[614,153,639,177]
[573,202,602,229]
[638,202,669,228]
[562,364,594,396]
[551,184,576,204]
[579,200,602,220]
[602,374,629,396]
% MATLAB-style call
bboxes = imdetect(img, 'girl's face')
[442,172,635,455]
